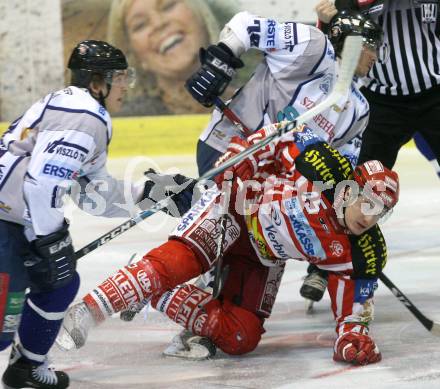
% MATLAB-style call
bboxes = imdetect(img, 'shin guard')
[84,240,202,323]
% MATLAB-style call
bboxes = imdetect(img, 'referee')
[300,0,440,305]
[318,0,440,170]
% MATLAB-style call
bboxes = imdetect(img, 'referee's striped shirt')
[364,0,440,97]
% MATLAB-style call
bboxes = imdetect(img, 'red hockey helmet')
[353,160,400,210]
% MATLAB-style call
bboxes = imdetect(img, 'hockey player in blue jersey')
[0,40,196,389]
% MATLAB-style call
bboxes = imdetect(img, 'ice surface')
[1,149,439,388]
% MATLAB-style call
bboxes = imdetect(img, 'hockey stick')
[211,176,232,299]
[213,97,252,137]
[379,273,440,335]
[73,35,363,261]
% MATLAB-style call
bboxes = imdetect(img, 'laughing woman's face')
[125,0,210,81]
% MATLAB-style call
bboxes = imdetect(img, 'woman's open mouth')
[159,33,184,55]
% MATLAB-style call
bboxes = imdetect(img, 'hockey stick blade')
[74,35,363,261]
[379,273,440,335]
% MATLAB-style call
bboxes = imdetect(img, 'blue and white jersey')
[199,12,369,166]
[0,87,143,237]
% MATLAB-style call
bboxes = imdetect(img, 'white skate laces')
[56,302,95,351]
[31,359,57,385]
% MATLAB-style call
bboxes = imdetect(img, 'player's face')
[344,194,381,235]
[125,0,210,80]
[105,71,132,113]
[355,45,377,77]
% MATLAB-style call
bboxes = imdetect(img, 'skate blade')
[162,343,212,361]
[305,299,315,315]
[55,327,77,351]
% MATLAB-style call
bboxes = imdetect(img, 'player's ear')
[88,74,106,97]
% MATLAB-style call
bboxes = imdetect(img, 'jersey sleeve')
[246,125,324,175]
[23,128,96,236]
[220,12,319,75]
[75,164,144,219]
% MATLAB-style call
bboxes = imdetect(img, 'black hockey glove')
[185,43,244,107]
[141,169,201,217]
[25,222,76,292]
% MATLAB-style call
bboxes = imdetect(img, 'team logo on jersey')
[329,240,344,257]
[419,1,438,23]
[365,160,384,175]
[319,74,333,95]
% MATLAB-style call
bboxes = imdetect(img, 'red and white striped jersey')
[240,126,386,278]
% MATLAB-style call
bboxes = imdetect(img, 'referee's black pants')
[358,87,440,168]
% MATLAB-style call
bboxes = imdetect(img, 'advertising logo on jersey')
[186,215,240,266]
[351,84,367,104]
[0,164,5,181]
[44,138,88,162]
[270,205,282,226]
[246,214,273,261]
[294,127,320,151]
[329,240,344,257]
[175,188,218,233]
[247,19,261,47]
[265,19,277,48]
[260,266,285,315]
[284,197,326,259]
[354,278,378,304]
[356,231,385,276]
[301,97,335,139]
[41,161,79,180]
[264,224,290,259]
[283,21,296,52]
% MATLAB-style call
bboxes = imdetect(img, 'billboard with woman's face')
[62,0,264,117]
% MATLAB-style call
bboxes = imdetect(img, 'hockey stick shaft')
[213,97,252,137]
[379,273,440,335]
[74,35,363,261]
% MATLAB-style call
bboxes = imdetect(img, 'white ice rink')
[2,148,439,389]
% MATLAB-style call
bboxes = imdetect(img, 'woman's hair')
[107,0,238,103]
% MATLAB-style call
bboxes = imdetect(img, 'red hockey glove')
[214,136,258,184]
[333,323,381,365]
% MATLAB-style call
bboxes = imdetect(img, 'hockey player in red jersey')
[58,125,399,365]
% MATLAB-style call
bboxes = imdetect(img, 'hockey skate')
[163,330,216,361]
[2,344,69,389]
[300,269,328,314]
[55,302,95,351]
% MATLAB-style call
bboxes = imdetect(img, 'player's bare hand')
[315,0,338,23]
